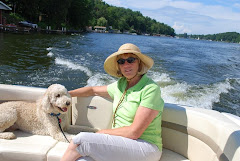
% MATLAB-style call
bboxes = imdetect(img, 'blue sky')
[103,0,240,34]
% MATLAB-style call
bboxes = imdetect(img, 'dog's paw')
[0,132,16,139]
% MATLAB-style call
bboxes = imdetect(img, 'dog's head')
[40,84,72,114]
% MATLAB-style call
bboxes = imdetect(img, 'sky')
[103,0,240,35]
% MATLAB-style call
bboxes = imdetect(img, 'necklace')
[112,83,128,127]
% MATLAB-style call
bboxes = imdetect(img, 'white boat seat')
[0,130,58,161]
[161,149,189,161]
[1,84,240,161]
[0,130,189,161]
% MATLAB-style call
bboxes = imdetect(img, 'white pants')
[72,132,162,161]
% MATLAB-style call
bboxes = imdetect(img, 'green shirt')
[107,74,164,150]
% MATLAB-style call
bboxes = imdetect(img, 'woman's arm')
[97,106,159,139]
[69,85,110,98]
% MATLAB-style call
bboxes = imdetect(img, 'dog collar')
[50,113,61,117]
[49,112,69,143]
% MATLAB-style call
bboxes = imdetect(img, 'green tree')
[40,0,72,29]
[4,0,176,35]
[97,17,107,26]
[6,0,40,23]
[92,0,175,36]
[178,32,240,43]
[67,0,94,30]
[118,17,129,32]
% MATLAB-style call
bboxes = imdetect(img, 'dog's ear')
[40,92,52,113]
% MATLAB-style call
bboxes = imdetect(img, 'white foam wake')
[148,71,233,109]
[46,47,53,51]
[161,78,232,109]
[46,47,54,57]
[84,70,234,110]
[55,58,92,77]
[86,73,116,86]
[47,52,54,57]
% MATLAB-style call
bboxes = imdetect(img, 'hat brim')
[104,49,154,77]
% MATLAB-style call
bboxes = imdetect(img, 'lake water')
[0,32,240,116]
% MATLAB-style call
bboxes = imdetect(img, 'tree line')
[178,32,240,43]
[3,0,175,36]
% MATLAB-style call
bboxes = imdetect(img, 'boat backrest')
[162,103,240,161]
[71,96,113,129]
[0,84,45,103]
[0,84,113,129]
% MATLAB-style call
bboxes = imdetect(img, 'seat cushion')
[47,142,69,161]
[0,130,190,161]
[47,146,189,161]
[161,148,189,161]
[0,130,58,161]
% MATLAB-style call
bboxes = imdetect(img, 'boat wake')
[43,46,239,115]
[46,48,92,77]
[149,71,234,110]
[55,58,92,77]
[84,69,236,111]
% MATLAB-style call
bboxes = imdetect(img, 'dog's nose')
[66,101,70,106]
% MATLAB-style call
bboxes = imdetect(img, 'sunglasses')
[117,57,137,65]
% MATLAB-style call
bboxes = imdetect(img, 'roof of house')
[94,26,106,29]
[0,1,12,10]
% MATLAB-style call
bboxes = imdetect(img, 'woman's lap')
[73,132,161,161]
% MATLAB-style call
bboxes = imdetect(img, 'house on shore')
[0,1,12,26]
[85,26,107,33]
[94,26,106,33]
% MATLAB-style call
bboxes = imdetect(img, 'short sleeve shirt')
[107,74,164,150]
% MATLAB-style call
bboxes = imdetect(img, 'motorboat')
[18,21,38,28]
[0,84,239,161]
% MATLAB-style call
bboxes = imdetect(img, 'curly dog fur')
[0,84,96,142]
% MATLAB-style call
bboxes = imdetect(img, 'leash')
[50,113,70,143]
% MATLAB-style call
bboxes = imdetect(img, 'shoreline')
[1,26,240,44]
[0,25,84,35]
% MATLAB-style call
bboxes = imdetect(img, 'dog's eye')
[56,94,60,98]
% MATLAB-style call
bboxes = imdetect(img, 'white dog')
[0,84,96,142]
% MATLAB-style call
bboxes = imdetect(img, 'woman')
[61,43,164,161]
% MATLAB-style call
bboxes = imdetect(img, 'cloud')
[172,22,192,33]
[234,3,240,9]
[122,0,240,21]
[103,0,240,34]
[140,5,240,34]
[103,0,127,8]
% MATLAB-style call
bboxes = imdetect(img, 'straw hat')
[104,43,154,77]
